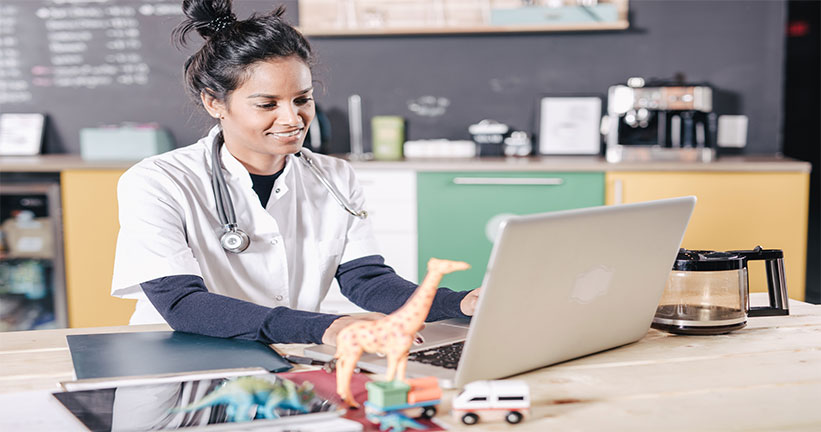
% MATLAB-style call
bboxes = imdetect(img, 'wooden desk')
[1,296,820,431]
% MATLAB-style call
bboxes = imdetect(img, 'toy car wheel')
[461,413,479,425]
[421,406,437,419]
[505,411,523,424]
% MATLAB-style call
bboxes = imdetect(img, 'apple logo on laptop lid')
[570,265,614,304]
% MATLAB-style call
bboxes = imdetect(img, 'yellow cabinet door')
[606,171,809,300]
[61,170,134,327]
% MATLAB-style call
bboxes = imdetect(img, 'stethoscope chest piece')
[220,224,250,254]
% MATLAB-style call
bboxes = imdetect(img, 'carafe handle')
[732,246,790,317]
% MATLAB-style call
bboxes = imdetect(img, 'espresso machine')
[604,77,718,162]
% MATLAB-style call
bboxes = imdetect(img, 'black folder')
[66,331,292,380]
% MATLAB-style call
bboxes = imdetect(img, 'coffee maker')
[604,77,717,162]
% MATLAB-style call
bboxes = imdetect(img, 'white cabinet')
[357,169,418,282]
[320,169,418,314]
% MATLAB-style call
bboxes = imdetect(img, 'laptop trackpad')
[414,320,469,350]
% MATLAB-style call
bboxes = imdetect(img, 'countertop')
[1,294,820,431]
[0,153,812,173]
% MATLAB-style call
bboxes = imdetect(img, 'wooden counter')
[1,294,820,431]
[1,153,813,323]
[0,153,811,173]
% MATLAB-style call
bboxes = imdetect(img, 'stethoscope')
[211,131,367,254]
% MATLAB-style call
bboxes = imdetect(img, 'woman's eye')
[256,103,276,109]
[296,97,313,105]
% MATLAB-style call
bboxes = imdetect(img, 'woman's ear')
[201,90,226,119]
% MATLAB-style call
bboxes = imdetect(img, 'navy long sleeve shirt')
[140,255,471,344]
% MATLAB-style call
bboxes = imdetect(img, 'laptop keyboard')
[407,341,464,369]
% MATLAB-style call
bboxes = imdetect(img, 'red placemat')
[280,370,444,431]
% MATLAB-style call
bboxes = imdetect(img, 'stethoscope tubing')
[211,131,236,229]
[294,151,368,219]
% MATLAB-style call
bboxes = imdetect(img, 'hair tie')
[208,14,236,33]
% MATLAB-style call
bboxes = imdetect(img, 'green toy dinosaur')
[366,411,427,432]
[172,376,315,423]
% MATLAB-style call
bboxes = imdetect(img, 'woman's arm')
[335,255,472,321]
[141,275,342,344]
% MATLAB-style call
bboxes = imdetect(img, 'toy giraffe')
[334,258,470,407]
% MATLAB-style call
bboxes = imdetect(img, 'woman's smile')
[269,127,304,140]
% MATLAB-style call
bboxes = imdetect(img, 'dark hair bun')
[174,0,234,45]
[175,1,310,105]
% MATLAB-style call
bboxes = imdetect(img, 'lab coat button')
[275,188,281,194]
[275,295,284,301]
[270,238,278,245]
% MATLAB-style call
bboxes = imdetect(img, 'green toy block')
[366,380,410,408]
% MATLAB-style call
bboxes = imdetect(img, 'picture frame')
[538,96,603,155]
[0,113,46,156]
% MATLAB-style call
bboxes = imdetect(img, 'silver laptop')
[305,196,695,389]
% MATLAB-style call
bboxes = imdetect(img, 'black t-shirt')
[249,168,284,208]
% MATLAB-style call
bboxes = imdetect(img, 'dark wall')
[783,0,820,304]
[309,0,786,155]
[0,0,785,156]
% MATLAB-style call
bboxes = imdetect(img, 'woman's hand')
[460,288,481,316]
[321,312,385,345]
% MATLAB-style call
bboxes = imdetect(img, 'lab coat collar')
[219,143,253,190]
[206,125,296,193]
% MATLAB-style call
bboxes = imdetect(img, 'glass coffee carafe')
[652,246,789,335]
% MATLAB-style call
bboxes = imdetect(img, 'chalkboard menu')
[0,0,297,154]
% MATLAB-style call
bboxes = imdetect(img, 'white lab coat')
[111,126,381,324]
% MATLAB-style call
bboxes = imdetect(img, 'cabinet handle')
[452,177,564,186]
[613,179,623,205]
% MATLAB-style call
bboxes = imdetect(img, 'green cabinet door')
[417,171,605,291]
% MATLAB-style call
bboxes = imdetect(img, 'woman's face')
[207,55,315,174]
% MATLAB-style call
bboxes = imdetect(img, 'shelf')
[298,0,630,37]
[0,182,67,331]
[300,20,629,36]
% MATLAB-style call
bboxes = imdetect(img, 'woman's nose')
[278,104,301,126]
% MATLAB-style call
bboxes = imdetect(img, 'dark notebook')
[66,331,292,380]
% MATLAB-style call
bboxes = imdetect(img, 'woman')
[111,0,479,345]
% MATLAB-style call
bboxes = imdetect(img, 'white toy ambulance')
[452,380,530,425]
